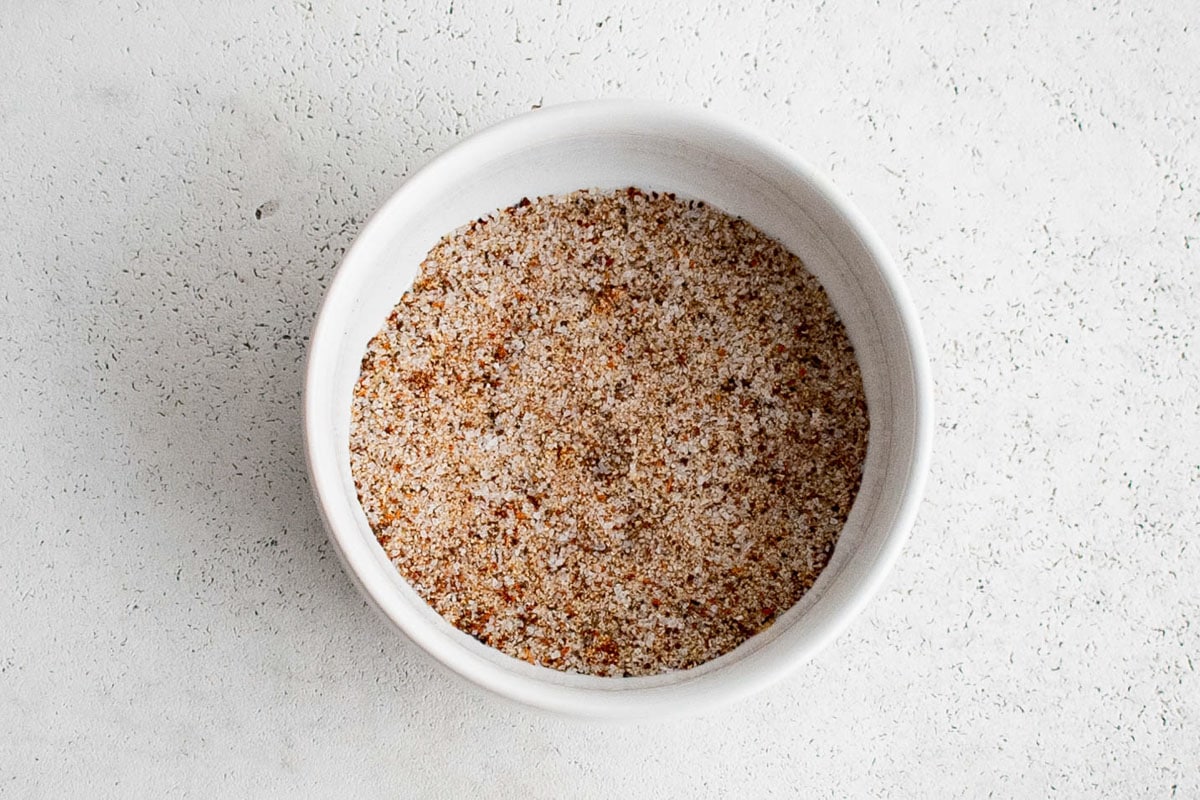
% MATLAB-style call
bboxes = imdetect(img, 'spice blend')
[350,188,868,676]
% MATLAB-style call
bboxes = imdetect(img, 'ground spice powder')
[350,188,868,676]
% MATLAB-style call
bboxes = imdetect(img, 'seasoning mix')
[350,188,868,676]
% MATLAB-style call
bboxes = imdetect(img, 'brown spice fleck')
[350,187,868,676]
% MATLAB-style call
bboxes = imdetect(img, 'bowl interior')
[305,103,928,717]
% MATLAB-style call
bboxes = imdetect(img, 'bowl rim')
[303,99,933,718]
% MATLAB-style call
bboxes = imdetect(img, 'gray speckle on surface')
[1,1,1197,796]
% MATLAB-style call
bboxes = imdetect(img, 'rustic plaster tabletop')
[2,2,1197,796]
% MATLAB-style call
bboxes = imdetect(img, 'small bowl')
[304,100,932,718]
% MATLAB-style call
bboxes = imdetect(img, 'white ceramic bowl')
[304,100,932,718]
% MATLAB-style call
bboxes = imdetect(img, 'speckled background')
[2,2,1197,796]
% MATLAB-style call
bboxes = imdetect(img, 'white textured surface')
[1,1,1197,795]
